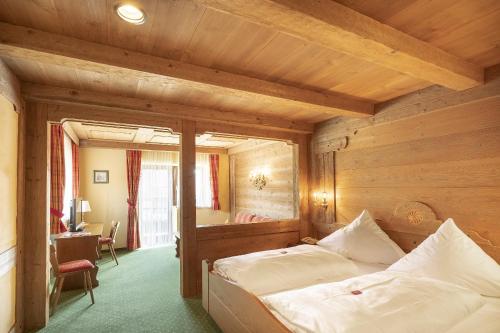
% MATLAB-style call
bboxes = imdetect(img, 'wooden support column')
[298,134,311,238]
[23,102,50,330]
[180,120,197,297]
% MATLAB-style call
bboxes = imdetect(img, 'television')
[69,198,83,232]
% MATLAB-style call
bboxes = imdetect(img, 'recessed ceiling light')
[116,4,146,25]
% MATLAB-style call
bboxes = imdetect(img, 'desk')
[54,223,104,291]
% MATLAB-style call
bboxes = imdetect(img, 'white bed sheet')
[213,245,387,296]
[262,271,500,333]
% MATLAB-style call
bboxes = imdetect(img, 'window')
[139,164,174,248]
[62,133,73,222]
[138,151,177,248]
[195,153,212,208]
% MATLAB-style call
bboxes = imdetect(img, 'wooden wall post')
[15,101,26,333]
[298,134,311,238]
[23,102,50,330]
[180,120,197,297]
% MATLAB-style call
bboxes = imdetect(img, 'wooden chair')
[49,244,95,314]
[98,221,120,265]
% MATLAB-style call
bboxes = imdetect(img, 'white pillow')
[317,210,405,265]
[388,218,500,297]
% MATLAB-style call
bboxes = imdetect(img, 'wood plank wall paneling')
[229,141,296,219]
[311,151,335,227]
[311,73,500,261]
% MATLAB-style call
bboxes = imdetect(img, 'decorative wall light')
[313,191,329,209]
[249,167,270,190]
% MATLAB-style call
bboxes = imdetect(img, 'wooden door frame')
[23,101,310,329]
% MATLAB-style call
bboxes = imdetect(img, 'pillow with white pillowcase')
[388,218,500,297]
[317,210,405,265]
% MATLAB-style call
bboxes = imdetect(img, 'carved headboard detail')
[377,201,442,237]
[313,201,500,262]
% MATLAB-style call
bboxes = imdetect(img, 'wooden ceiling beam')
[21,83,314,134]
[0,22,373,118]
[197,0,484,90]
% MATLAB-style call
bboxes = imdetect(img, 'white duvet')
[262,271,495,333]
[213,245,360,295]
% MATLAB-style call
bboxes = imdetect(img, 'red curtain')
[50,124,66,234]
[126,150,142,250]
[71,142,80,198]
[209,154,221,210]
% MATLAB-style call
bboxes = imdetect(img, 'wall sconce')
[249,167,270,190]
[314,191,329,209]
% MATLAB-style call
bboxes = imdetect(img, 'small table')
[54,223,104,290]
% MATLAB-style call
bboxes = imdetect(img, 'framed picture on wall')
[93,170,109,184]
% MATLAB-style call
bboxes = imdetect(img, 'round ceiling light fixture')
[116,4,146,25]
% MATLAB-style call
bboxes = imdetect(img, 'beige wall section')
[0,267,16,333]
[0,96,18,252]
[311,80,500,259]
[79,148,128,248]
[0,94,18,333]
[230,141,296,219]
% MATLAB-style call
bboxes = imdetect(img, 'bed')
[212,244,389,296]
[202,201,500,333]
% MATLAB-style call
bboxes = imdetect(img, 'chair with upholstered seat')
[98,221,120,265]
[49,244,95,314]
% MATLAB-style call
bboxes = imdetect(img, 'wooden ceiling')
[0,0,499,124]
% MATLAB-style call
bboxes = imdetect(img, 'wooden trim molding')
[46,103,182,134]
[79,139,228,155]
[0,22,373,117]
[196,219,300,241]
[196,121,299,144]
[0,246,16,278]
[62,122,79,145]
[198,0,483,90]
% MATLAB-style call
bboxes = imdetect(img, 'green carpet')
[39,247,221,333]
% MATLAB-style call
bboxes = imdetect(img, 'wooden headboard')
[314,201,500,263]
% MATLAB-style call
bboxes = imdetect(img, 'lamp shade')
[79,200,92,213]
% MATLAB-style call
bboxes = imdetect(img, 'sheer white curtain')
[62,133,73,222]
[196,153,212,208]
[138,151,177,248]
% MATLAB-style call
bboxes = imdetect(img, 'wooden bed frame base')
[202,260,290,333]
[202,202,500,332]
